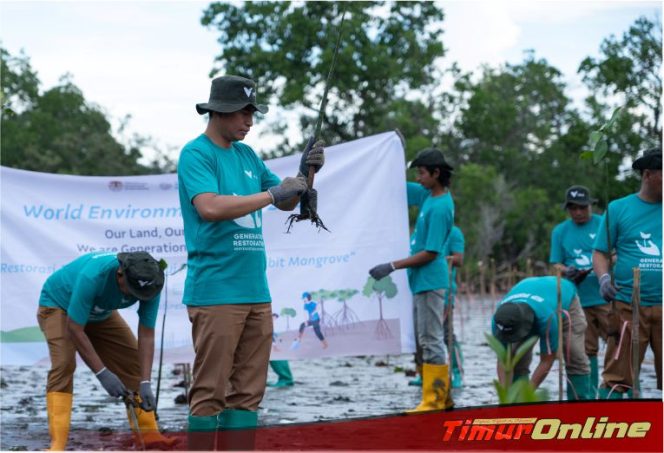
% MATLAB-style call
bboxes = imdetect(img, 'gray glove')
[267,176,307,205]
[299,138,325,177]
[96,368,129,398]
[139,381,156,411]
[369,262,395,281]
[599,273,618,302]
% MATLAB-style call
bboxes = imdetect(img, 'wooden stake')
[478,261,486,303]
[447,257,455,385]
[556,269,564,401]
[631,267,641,399]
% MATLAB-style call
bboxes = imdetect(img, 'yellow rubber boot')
[407,363,451,412]
[127,406,180,449]
[46,392,73,451]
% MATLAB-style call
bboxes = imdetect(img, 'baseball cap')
[409,148,454,170]
[493,302,535,344]
[562,185,596,209]
[117,252,165,301]
[196,75,268,115]
[632,147,662,171]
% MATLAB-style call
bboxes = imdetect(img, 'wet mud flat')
[1,299,660,450]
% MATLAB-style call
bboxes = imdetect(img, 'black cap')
[632,147,662,171]
[563,185,596,209]
[117,252,165,301]
[493,302,535,344]
[196,75,268,115]
[409,148,453,170]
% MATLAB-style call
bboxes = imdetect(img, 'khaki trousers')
[601,301,662,392]
[187,303,272,416]
[583,304,610,357]
[37,307,141,393]
[513,297,590,377]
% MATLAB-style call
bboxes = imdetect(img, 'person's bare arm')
[193,192,272,222]
[67,319,104,373]
[592,250,611,278]
[530,353,555,389]
[393,251,438,270]
[137,324,155,382]
[449,252,463,268]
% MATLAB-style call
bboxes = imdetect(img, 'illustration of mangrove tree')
[362,276,398,339]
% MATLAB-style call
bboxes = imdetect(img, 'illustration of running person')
[291,292,328,350]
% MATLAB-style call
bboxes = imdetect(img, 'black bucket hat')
[562,185,596,209]
[196,75,268,115]
[117,252,165,301]
[632,147,662,171]
[493,302,535,344]
[409,148,454,170]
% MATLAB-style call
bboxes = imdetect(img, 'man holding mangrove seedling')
[369,148,455,412]
[592,146,662,399]
[492,276,593,400]
[549,185,608,396]
[178,75,324,448]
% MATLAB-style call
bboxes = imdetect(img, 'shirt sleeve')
[260,161,282,191]
[67,274,103,326]
[423,205,448,254]
[449,227,465,254]
[549,225,563,264]
[406,182,428,208]
[137,294,160,329]
[178,148,219,203]
[593,205,617,253]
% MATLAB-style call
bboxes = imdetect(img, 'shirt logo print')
[573,248,591,266]
[636,231,660,256]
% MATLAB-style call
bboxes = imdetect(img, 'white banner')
[0,131,414,365]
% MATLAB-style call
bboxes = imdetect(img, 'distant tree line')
[2,3,661,271]
[1,48,174,176]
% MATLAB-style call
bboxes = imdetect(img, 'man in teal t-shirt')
[37,251,175,450]
[491,277,592,400]
[592,147,662,398]
[369,148,455,412]
[549,185,608,395]
[179,75,325,446]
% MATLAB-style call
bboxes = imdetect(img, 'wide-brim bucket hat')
[196,75,268,115]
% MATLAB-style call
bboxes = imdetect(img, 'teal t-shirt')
[445,226,465,304]
[38,252,159,328]
[492,277,577,354]
[593,193,662,306]
[405,182,454,294]
[177,134,281,305]
[549,214,605,308]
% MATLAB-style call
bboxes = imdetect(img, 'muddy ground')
[1,297,660,451]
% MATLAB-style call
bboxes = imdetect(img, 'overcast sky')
[1,1,661,163]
